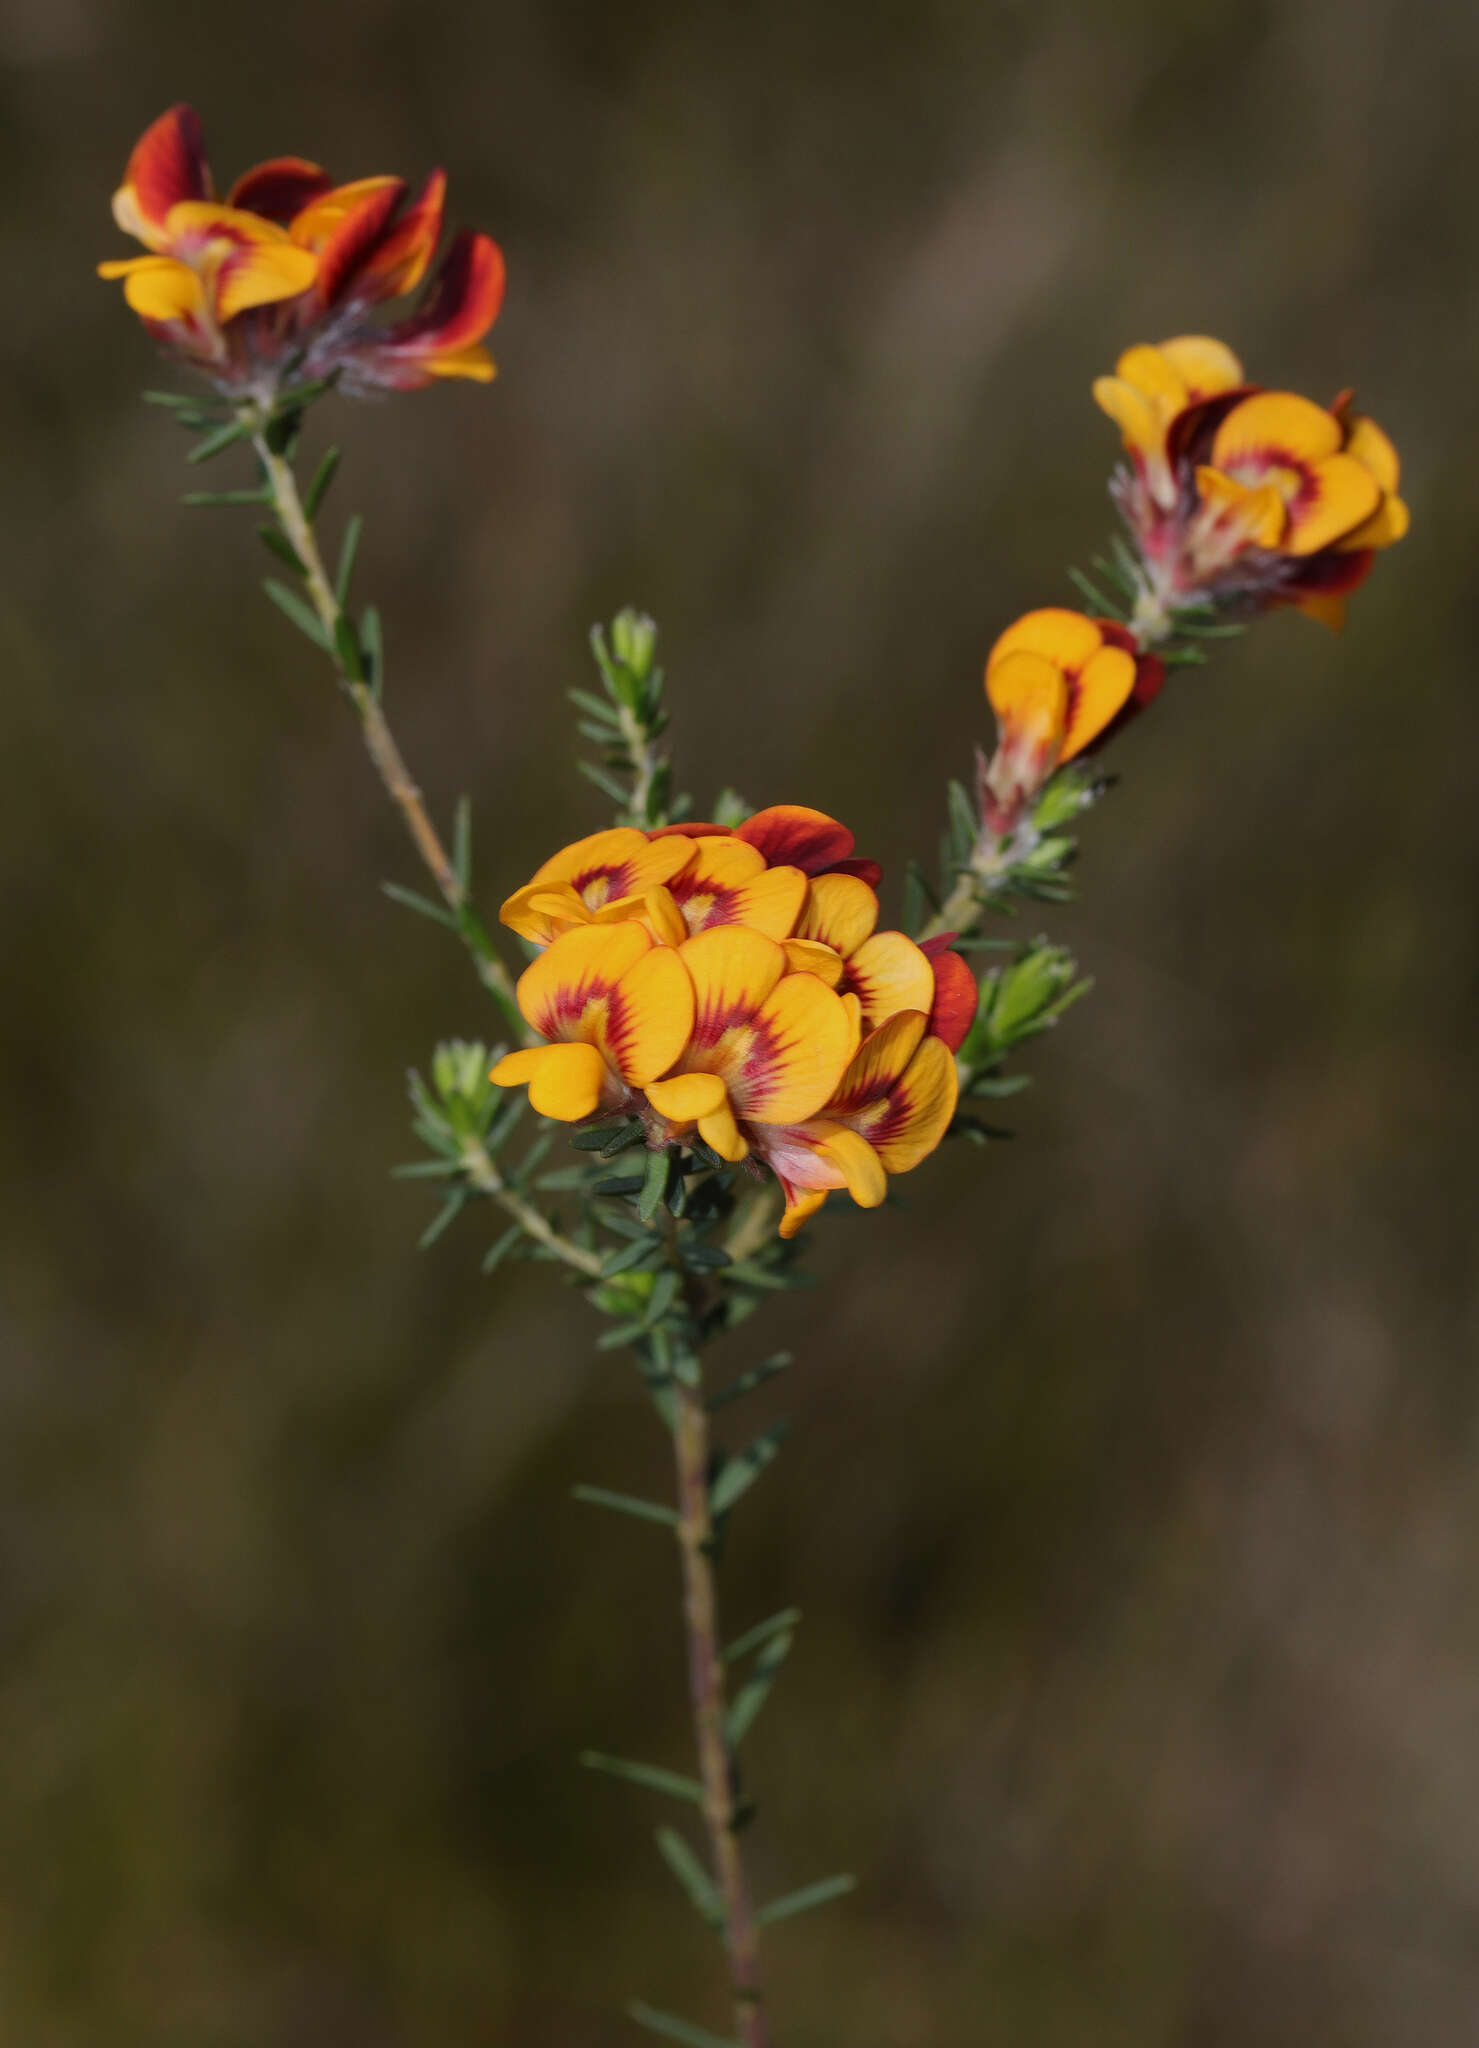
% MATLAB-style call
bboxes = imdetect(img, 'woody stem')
[246,413,525,1044]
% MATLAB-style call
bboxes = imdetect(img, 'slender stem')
[671,1377,771,2048]
[616,696,665,827]
[247,416,525,1043]
[458,1133,605,1278]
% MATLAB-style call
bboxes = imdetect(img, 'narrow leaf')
[333,612,364,681]
[571,1484,677,1528]
[723,1606,802,1666]
[481,1222,524,1273]
[381,881,459,929]
[262,577,330,650]
[453,795,473,889]
[576,758,631,806]
[946,779,978,865]
[257,523,306,574]
[186,419,250,464]
[181,487,271,507]
[725,1628,795,1747]
[580,1753,703,1804]
[418,1191,466,1249]
[654,1827,724,1929]
[756,1873,857,1927]
[637,1145,672,1223]
[600,1235,663,1277]
[707,1353,792,1413]
[359,605,383,695]
[303,445,341,518]
[335,512,363,606]
[709,1421,789,1517]
[625,2003,737,2048]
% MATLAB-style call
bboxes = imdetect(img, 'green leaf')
[418,1190,466,1249]
[144,388,208,409]
[359,605,383,696]
[709,1421,789,1517]
[580,1753,703,1804]
[335,512,363,606]
[600,1235,663,1277]
[186,419,250,464]
[303,445,341,518]
[569,686,620,726]
[263,578,330,650]
[644,1267,681,1326]
[180,487,271,507]
[577,758,631,806]
[333,612,364,680]
[381,881,459,930]
[595,1319,652,1351]
[481,1222,524,1273]
[571,1484,677,1528]
[725,1626,795,1747]
[723,1606,802,1665]
[654,1827,725,1929]
[625,2003,737,2048]
[946,779,978,865]
[682,1243,732,1272]
[755,1873,856,1928]
[390,1158,460,1179]
[707,1353,792,1414]
[1066,564,1119,615]
[638,1145,673,1223]
[257,523,306,575]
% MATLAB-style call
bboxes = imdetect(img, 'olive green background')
[3,0,1477,2041]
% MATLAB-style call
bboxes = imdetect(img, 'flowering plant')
[106,106,1408,2048]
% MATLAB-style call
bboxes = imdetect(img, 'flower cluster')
[1094,334,1409,631]
[98,104,503,395]
[491,807,977,1235]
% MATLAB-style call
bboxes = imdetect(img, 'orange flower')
[982,609,1164,827]
[1095,337,1409,630]
[99,104,504,394]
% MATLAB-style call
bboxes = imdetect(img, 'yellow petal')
[782,939,845,987]
[1211,391,1343,472]
[105,255,204,322]
[1283,454,1382,556]
[215,240,318,319]
[498,879,589,944]
[1294,590,1348,631]
[844,931,936,1032]
[812,1124,888,1208]
[839,991,863,1062]
[984,647,1068,741]
[679,926,787,1042]
[1344,413,1401,492]
[698,1098,748,1162]
[988,607,1104,679]
[492,1042,610,1120]
[531,827,693,909]
[856,1035,960,1172]
[725,865,808,941]
[736,974,856,1125]
[424,343,497,382]
[1092,373,1166,459]
[794,873,878,959]
[287,175,404,248]
[594,884,689,948]
[778,1187,828,1239]
[1338,492,1410,551]
[1195,466,1287,548]
[1156,334,1243,398]
[830,1011,928,1113]
[646,1072,728,1120]
[600,945,694,1086]
[676,837,766,889]
[1059,643,1137,762]
[516,920,652,1042]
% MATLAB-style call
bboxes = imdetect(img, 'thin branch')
[246,414,525,1042]
[458,1133,605,1278]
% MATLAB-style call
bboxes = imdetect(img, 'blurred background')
[3,0,1478,2040]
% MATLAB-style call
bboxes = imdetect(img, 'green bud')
[611,608,657,680]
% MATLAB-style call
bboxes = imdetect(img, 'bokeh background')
[3,0,1477,2041]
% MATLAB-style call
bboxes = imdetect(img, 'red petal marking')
[226,157,332,223]
[314,180,407,307]
[1283,547,1374,598]
[826,856,884,887]
[1164,385,1258,472]
[355,168,446,300]
[925,948,976,1053]
[1129,653,1165,709]
[382,230,506,354]
[528,963,618,1042]
[126,104,210,228]
[736,804,854,876]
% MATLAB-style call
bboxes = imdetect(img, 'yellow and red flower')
[1095,336,1408,628]
[982,608,1164,827]
[499,805,882,951]
[99,104,504,394]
